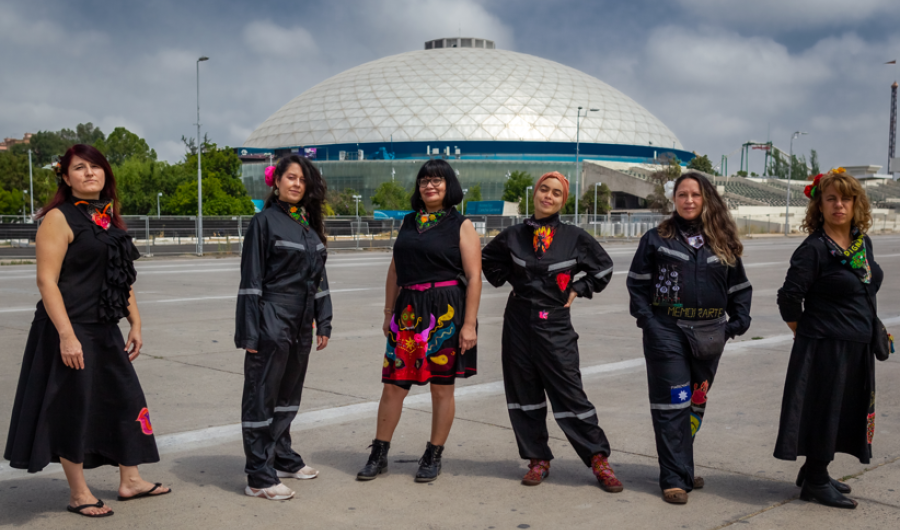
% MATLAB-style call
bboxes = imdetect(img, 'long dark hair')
[658,172,742,265]
[37,144,126,230]
[264,155,327,245]
[409,159,464,211]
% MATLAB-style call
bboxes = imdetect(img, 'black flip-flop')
[67,499,114,517]
[117,483,172,501]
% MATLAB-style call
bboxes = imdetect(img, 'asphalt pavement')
[1,235,899,529]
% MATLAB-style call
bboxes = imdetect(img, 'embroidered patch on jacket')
[690,412,702,438]
[653,263,683,307]
[539,311,549,320]
[532,225,555,256]
[556,271,571,291]
[691,381,709,405]
[670,383,691,405]
[136,407,153,435]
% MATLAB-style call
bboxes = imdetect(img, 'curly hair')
[658,172,743,266]
[801,171,872,234]
[263,155,328,245]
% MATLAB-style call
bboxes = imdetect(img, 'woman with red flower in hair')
[481,171,622,492]
[4,145,168,518]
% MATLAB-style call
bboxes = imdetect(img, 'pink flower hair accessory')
[264,165,277,187]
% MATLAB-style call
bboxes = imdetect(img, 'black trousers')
[241,332,311,489]
[642,317,721,492]
[502,298,611,466]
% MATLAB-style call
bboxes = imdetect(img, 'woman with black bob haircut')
[5,144,169,518]
[626,171,752,504]
[235,154,333,501]
[774,169,884,509]
[357,159,481,483]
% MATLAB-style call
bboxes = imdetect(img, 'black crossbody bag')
[864,287,893,362]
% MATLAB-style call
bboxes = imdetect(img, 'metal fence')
[4,211,900,259]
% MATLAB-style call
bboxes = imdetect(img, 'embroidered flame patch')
[136,407,153,435]
[556,271,571,291]
[691,381,709,406]
[533,226,555,253]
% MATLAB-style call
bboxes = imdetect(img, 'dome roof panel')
[243,48,682,149]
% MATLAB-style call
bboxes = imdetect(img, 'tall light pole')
[22,190,28,222]
[27,149,34,221]
[352,194,362,249]
[785,131,807,236]
[525,185,533,217]
[461,188,468,214]
[196,55,209,256]
[594,182,602,237]
[575,106,599,226]
[157,192,163,218]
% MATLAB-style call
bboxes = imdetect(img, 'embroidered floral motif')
[415,209,447,232]
[821,227,871,284]
[384,304,457,383]
[556,271,571,291]
[539,310,549,320]
[532,225,555,256]
[690,412,702,438]
[74,200,112,230]
[867,412,875,444]
[691,381,709,405]
[277,200,309,227]
[136,407,153,435]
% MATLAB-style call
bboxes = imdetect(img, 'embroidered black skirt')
[4,316,160,472]
[774,335,875,464]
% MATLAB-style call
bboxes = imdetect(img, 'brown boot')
[591,454,624,493]
[521,459,550,486]
[663,488,688,504]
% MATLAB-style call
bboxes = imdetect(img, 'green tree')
[96,127,157,165]
[371,180,410,210]
[165,142,255,215]
[76,123,105,145]
[645,159,682,214]
[114,159,189,215]
[14,123,106,165]
[809,149,820,176]
[687,154,715,175]
[0,151,56,209]
[502,170,533,203]
[0,188,26,215]
[565,184,611,216]
[327,189,368,216]
[790,154,808,180]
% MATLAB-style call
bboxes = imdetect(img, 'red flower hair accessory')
[804,173,823,199]
[264,165,277,187]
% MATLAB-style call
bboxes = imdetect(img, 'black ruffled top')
[36,198,139,324]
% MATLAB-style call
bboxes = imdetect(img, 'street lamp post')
[784,131,807,236]
[27,149,34,221]
[352,194,362,249]
[525,185,533,218]
[461,188,468,215]
[594,182,602,237]
[22,190,28,223]
[196,55,209,256]
[575,106,599,226]
[157,192,163,218]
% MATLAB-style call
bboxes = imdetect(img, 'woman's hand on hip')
[60,334,84,369]
[459,323,477,355]
[125,327,143,361]
[246,349,258,354]
[382,313,392,338]
[317,335,329,351]
[563,291,578,308]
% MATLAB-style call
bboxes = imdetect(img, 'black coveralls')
[482,215,615,466]
[234,205,333,489]
[626,228,751,491]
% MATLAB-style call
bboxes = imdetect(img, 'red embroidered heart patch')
[556,271,571,291]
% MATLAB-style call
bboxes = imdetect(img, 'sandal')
[67,499,114,517]
[663,488,688,504]
[117,483,172,501]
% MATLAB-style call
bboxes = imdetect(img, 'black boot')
[357,439,390,481]
[799,481,858,509]
[415,441,444,483]
[795,466,851,494]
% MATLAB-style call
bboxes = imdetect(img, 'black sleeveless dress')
[4,199,160,472]
[382,208,476,386]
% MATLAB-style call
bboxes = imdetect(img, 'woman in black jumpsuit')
[775,170,883,509]
[626,172,751,504]
[235,155,333,501]
[482,171,623,492]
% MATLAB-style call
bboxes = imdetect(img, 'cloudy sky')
[3,0,899,172]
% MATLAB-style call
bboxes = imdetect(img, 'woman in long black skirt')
[235,155,332,501]
[775,169,884,509]
[357,159,481,483]
[4,145,168,517]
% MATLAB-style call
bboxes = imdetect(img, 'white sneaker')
[276,466,319,480]
[244,483,295,500]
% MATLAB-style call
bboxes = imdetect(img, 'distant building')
[0,133,33,151]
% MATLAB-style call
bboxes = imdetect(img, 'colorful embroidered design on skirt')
[136,407,153,435]
[867,412,875,444]
[384,304,456,383]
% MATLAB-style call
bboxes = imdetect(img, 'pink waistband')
[403,280,459,291]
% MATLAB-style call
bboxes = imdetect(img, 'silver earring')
[274,188,279,196]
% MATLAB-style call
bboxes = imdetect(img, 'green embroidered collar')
[821,227,871,284]
[276,200,309,228]
[415,208,447,233]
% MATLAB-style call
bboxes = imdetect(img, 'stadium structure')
[238,37,694,210]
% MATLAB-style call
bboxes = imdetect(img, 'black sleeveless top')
[393,208,465,286]
[36,200,139,324]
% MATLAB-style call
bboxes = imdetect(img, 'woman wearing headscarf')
[235,155,332,501]
[626,171,751,504]
[774,169,885,509]
[357,159,481,483]
[481,171,623,492]
[5,144,169,518]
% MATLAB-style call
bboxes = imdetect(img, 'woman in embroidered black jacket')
[234,155,332,501]
[481,171,623,492]
[774,170,883,510]
[626,172,751,504]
